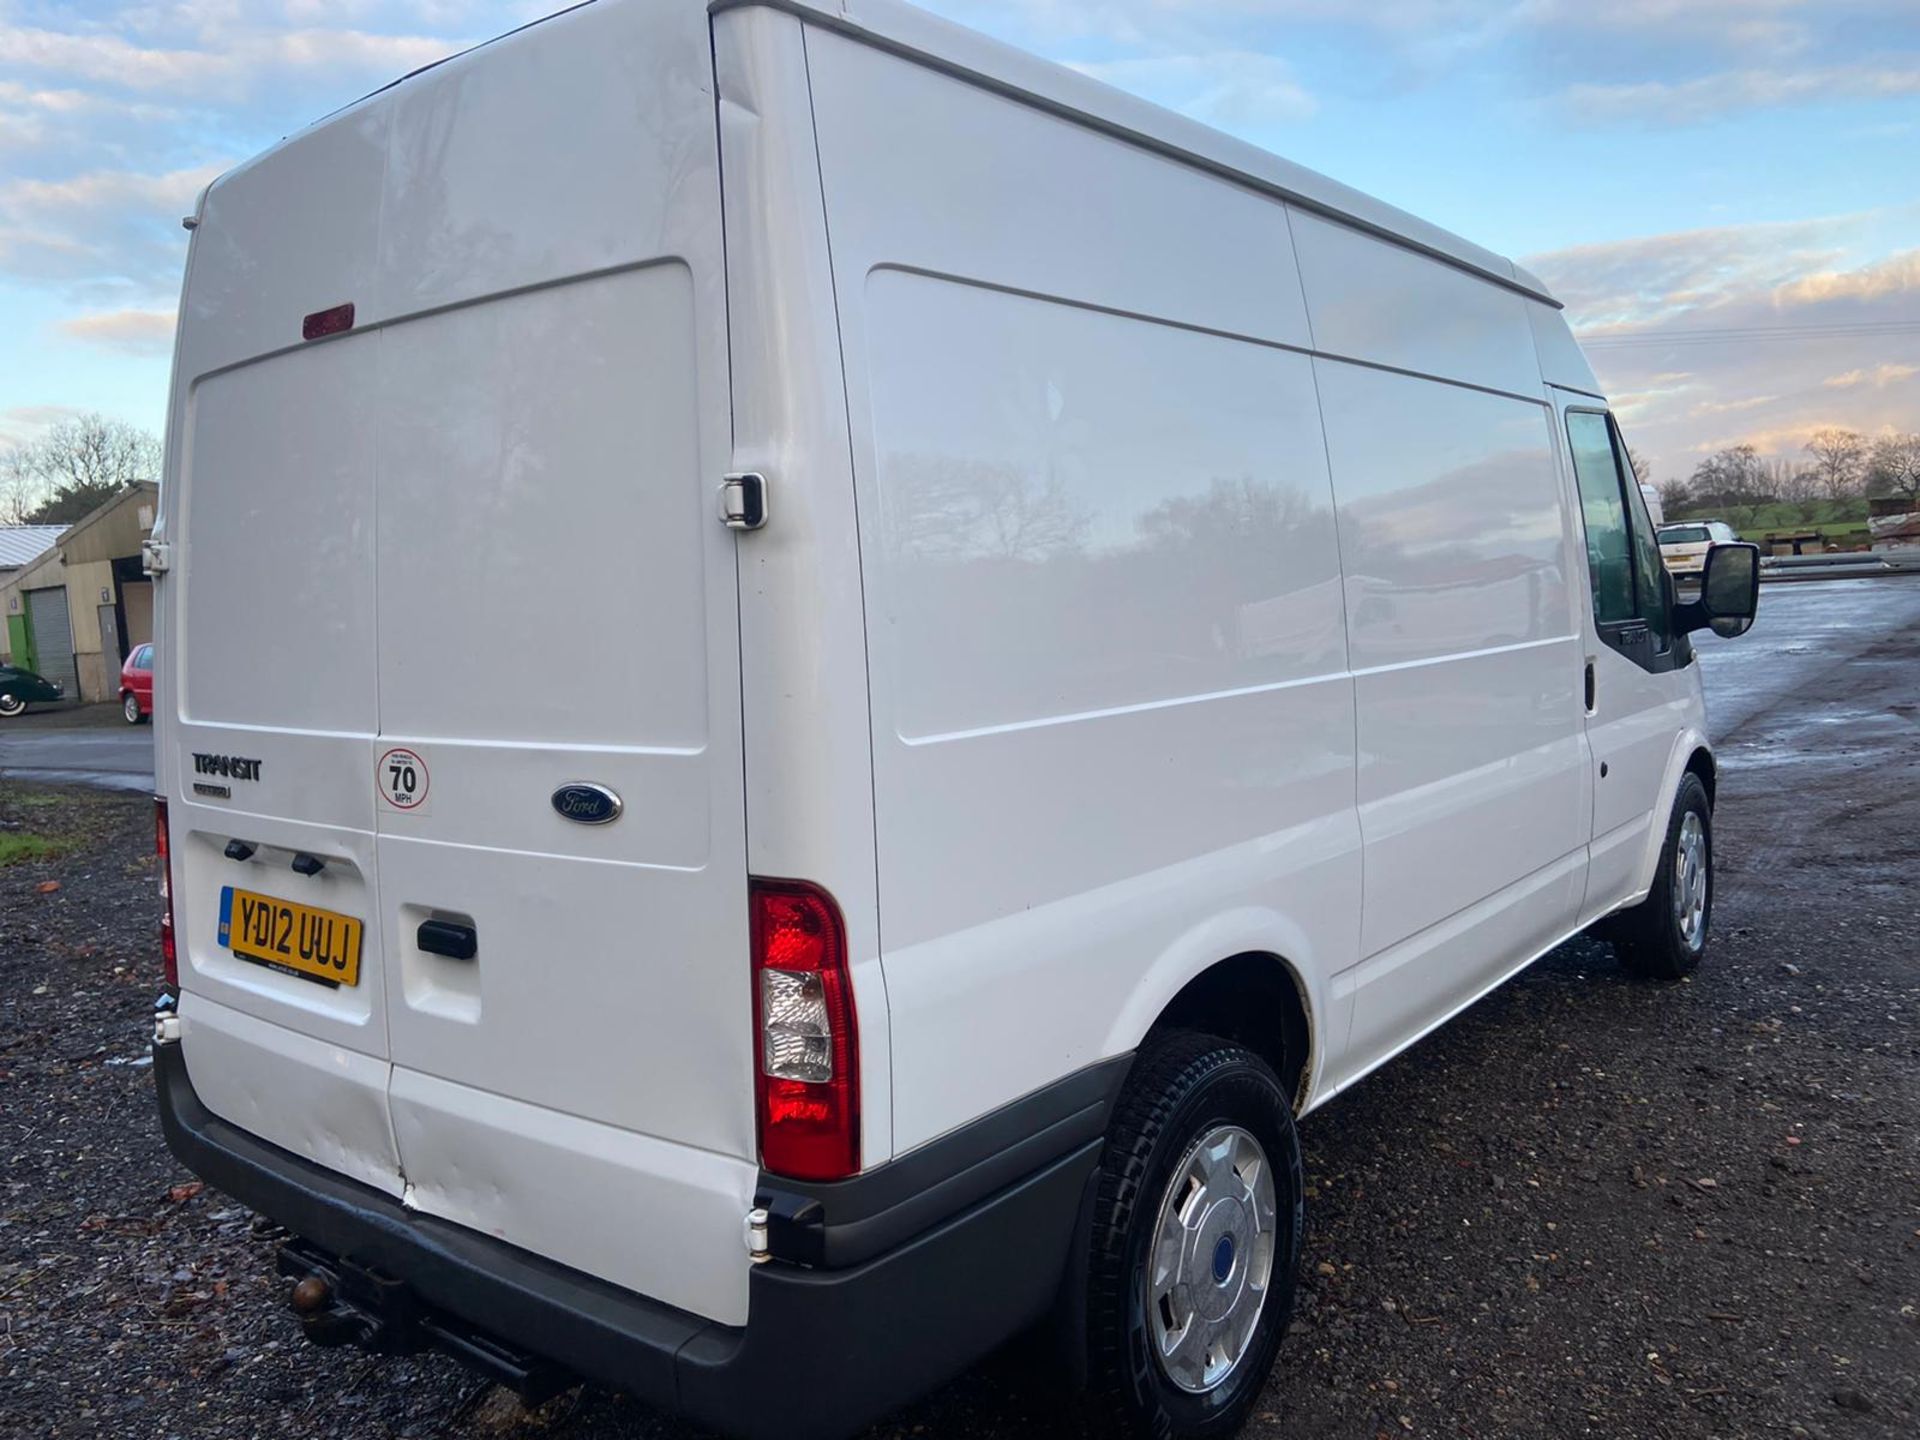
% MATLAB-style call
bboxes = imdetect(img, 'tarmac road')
[0,703,154,793]
[1,576,1916,1439]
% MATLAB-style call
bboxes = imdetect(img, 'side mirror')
[1676,542,1760,638]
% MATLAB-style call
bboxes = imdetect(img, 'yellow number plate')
[218,885,363,988]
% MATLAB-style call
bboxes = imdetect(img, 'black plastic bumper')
[154,1040,1117,1440]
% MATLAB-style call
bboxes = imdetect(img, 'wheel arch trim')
[1100,910,1328,1115]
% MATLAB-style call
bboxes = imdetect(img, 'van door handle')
[416,919,477,960]
[1584,660,1596,712]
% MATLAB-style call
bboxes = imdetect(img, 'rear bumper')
[155,1039,1116,1440]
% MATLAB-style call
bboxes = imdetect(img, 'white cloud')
[0,26,226,92]
[0,19,470,99]
[1526,213,1920,478]
[1070,50,1317,128]
[1776,248,1920,306]
[1565,60,1920,125]
[0,404,87,450]
[58,307,178,357]
[1689,393,1778,417]
[1526,215,1856,331]
[1824,363,1920,389]
[0,162,223,293]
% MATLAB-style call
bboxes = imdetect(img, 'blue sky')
[2,0,1917,488]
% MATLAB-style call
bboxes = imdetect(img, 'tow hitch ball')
[277,1244,421,1353]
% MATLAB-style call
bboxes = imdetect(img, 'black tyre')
[1607,772,1713,980]
[122,692,144,725]
[1084,1032,1303,1440]
[0,690,25,719]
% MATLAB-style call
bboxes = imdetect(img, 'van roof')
[319,0,1557,311]
[721,0,1559,307]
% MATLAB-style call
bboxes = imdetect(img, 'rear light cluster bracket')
[156,797,179,991]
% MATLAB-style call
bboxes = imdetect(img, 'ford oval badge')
[551,783,623,825]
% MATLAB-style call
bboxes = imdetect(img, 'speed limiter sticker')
[377,746,431,813]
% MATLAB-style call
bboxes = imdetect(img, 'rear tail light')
[155,797,177,989]
[750,878,858,1181]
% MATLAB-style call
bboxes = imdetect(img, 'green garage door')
[5,612,30,671]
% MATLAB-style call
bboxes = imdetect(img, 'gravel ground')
[2,603,1915,1440]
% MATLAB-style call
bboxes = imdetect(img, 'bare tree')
[0,448,38,525]
[0,414,161,526]
[1866,432,1920,501]
[1628,450,1653,486]
[1803,428,1867,502]
[1689,445,1769,527]
[1770,461,1822,520]
[1655,476,1691,514]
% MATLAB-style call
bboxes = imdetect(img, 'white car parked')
[1659,520,1742,578]
[147,3,1762,1437]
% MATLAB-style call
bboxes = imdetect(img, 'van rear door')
[163,1,758,1324]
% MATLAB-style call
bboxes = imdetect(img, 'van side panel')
[1292,219,1592,1081]
[804,29,1362,1150]
[1291,210,1542,399]
[1529,303,1603,396]
[1313,361,1589,1072]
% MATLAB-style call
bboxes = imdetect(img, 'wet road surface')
[0,704,154,793]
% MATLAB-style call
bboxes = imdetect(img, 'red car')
[119,642,153,724]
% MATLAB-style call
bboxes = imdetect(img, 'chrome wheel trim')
[123,694,142,724]
[1673,810,1708,951]
[0,693,24,717]
[1145,1123,1277,1395]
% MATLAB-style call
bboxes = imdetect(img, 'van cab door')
[1553,393,1693,920]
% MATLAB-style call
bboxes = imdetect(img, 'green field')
[1666,499,1872,548]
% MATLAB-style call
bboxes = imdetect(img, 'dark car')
[0,663,65,718]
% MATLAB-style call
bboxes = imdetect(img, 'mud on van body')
[148,3,1762,1436]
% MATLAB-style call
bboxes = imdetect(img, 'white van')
[147,2,1762,1435]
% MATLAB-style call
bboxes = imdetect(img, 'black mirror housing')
[1676,541,1761,638]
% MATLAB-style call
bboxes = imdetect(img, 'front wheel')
[122,692,145,725]
[0,691,26,719]
[1607,772,1713,980]
[1084,1032,1303,1439]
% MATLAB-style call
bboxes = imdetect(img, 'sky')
[1,0,1916,491]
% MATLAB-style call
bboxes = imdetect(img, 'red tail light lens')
[750,878,858,1181]
[156,797,178,988]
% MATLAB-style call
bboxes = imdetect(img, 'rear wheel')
[1607,772,1713,980]
[0,690,25,718]
[122,692,144,725]
[1084,1032,1303,1439]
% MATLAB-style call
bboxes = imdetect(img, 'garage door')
[25,586,77,700]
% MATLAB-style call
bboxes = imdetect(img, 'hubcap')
[1673,810,1708,950]
[1146,1124,1277,1395]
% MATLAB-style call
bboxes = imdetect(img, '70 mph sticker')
[378,747,430,812]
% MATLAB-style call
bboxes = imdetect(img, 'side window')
[1615,420,1672,652]
[1566,411,1635,623]
[136,645,153,671]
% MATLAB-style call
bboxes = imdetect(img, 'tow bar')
[277,1238,573,1405]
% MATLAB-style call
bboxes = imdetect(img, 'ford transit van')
[148,3,1761,1436]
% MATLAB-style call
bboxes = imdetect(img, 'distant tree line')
[0,414,161,527]
[1655,428,1920,528]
